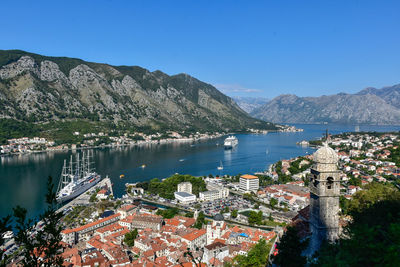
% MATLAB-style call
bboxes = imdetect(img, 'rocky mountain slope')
[0,50,275,132]
[251,84,400,125]
[356,84,400,109]
[232,96,269,113]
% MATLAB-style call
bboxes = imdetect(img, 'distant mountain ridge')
[232,96,269,113]
[0,50,276,132]
[251,84,400,125]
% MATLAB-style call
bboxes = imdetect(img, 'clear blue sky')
[1,0,399,98]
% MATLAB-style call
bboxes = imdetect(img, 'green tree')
[13,176,64,267]
[315,184,400,266]
[243,193,254,201]
[248,211,263,225]
[89,192,97,202]
[270,198,278,209]
[147,174,206,199]
[231,209,238,218]
[124,229,138,247]
[347,182,399,214]
[114,200,122,209]
[185,211,194,218]
[194,211,205,229]
[273,226,307,267]
[339,195,350,215]
[0,215,12,266]
[156,207,179,219]
[233,239,271,267]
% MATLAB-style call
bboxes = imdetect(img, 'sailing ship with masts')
[56,151,101,203]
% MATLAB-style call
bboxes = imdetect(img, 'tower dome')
[313,143,338,164]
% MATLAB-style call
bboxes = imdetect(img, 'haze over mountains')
[0,50,275,132]
[250,84,400,125]
[232,96,269,113]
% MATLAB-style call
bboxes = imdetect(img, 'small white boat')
[217,161,223,170]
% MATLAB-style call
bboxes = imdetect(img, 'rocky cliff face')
[0,50,274,131]
[251,84,400,125]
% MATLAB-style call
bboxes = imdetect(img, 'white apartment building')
[239,174,259,193]
[199,187,229,202]
[174,191,196,204]
[177,182,192,194]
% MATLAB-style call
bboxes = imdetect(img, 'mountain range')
[0,50,276,132]
[251,84,400,125]
[231,96,269,113]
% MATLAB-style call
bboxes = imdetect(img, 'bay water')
[1,124,399,218]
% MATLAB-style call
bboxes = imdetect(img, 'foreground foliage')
[272,226,307,267]
[315,183,400,266]
[13,176,64,266]
[0,216,12,266]
[274,183,400,267]
[233,239,272,267]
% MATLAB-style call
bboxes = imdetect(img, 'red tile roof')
[240,174,258,179]
[182,229,206,241]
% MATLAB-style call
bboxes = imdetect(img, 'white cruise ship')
[56,151,101,203]
[224,135,238,149]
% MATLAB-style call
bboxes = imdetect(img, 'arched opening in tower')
[327,177,334,189]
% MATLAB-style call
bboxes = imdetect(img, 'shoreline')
[0,128,304,158]
[0,133,228,157]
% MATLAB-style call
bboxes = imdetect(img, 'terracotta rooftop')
[65,213,120,233]
[240,174,258,179]
[182,229,206,241]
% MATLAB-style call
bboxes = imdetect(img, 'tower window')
[327,177,334,189]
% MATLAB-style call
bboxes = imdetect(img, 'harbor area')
[57,177,113,214]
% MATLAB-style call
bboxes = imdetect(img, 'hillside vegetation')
[0,50,276,138]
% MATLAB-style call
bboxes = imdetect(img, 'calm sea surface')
[1,124,400,218]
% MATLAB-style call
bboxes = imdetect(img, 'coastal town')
[0,125,301,156]
[2,129,400,266]
[0,131,225,156]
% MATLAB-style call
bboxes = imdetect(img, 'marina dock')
[57,177,113,214]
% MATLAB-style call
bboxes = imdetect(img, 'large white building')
[239,174,259,193]
[174,191,196,204]
[199,187,229,202]
[177,182,192,194]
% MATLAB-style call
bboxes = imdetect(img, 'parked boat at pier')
[56,151,101,203]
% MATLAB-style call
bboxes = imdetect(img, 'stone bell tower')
[309,142,340,253]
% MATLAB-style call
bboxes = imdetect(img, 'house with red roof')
[181,229,207,250]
